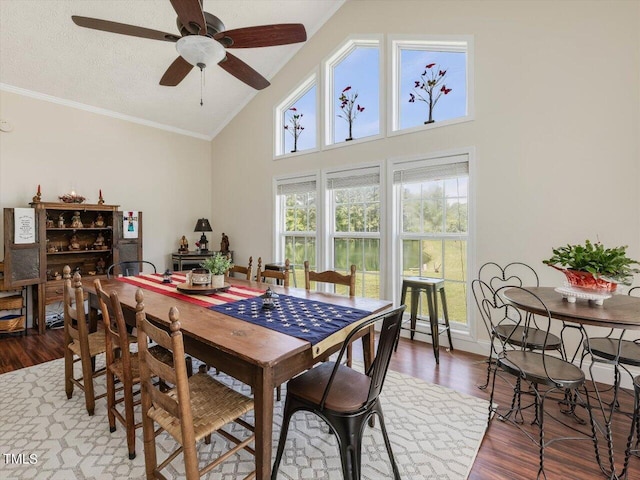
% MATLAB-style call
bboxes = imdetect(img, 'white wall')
[0,90,212,270]
[210,0,640,352]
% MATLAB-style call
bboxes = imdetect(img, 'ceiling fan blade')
[169,0,207,35]
[218,52,270,90]
[71,16,180,42]
[215,24,307,48]
[160,56,194,86]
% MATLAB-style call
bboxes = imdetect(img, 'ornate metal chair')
[473,262,563,389]
[271,306,406,480]
[485,285,594,479]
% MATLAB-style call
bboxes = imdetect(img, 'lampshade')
[176,35,226,68]
[194,218,213,232]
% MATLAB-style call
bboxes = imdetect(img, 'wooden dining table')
[503,286,640,480]
[84,275,393,480]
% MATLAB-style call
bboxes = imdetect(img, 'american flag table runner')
[116,273,263,308]
[210,295,372,346]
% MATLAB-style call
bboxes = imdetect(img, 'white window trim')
[322,161,385,297]
[388,34,475,137]
[273,68,320,159]
[272,170,322,265]
[322,34,385,149]
[386,147,476,339]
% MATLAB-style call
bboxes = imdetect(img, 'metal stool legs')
[396,277,454,364]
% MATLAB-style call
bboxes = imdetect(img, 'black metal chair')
[473,262,563,389]
[106,260,156,278]
[271,305,406,480]
[623,375,640,479]
[486,285,594,480]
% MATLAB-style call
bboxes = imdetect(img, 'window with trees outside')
[274,177,317,287]
[392,156,469,326]
[326,167,381,298]
[275,73,317,157]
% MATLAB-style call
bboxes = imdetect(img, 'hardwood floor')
[1,328,638,479]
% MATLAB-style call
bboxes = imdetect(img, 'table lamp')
[194,218,212,253]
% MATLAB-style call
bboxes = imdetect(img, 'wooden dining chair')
[227,255,253,280]
[304,260,358,367]
[94,279,193,460]
[136,289,255,480]
[256,257,290,287]
[304,261,356,296]
[271,306,406,480]
[63,266,107,416]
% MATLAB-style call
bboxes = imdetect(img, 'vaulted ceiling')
[0,1,344,139]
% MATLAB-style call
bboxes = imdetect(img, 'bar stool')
[623,375,640,477]
[398,276,453,364]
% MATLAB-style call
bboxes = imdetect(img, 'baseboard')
[396,330,639,389]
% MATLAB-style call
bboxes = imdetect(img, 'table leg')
[254,367,274,480]
[362,324,375,371]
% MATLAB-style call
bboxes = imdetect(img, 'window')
[324,37,382,146]
[274,175,318,287]
[274,73,318,157]
[391,155,469,326]
[390,36,473,134]
[326,167,381,298]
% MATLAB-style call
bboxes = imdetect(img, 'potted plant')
[543,239,640,291]
[200,253,233,288]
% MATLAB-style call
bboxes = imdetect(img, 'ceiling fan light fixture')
[176,35,225,68]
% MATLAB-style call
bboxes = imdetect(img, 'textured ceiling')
[0,0,343,139]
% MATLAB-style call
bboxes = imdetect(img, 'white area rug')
[0,358,489,479]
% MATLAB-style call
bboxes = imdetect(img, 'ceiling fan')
[71,0,307,90]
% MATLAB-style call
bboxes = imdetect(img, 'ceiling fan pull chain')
[199,63,205,106]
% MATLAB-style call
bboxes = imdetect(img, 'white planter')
[211,274,225,289]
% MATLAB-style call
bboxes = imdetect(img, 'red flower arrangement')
[409,63,452,124]
[283,107,305,153]
[337,86,365,141]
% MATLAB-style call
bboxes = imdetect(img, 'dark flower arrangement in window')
[409,63,452,124]
[284,107,304,152]
[337,86,365,141]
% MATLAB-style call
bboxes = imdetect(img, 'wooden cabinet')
[0,262,27,336]
[3,202,142,334]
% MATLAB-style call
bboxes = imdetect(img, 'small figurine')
[178,235,189,253]
[45,214,54,229]
[32,184,42,203]
[58,213,65,228]
[69,234,81,250]
[94,213,105,228]
[71,211,83,228]
[96,257,106,275]
[93,232,105,249]
[220,232,230,254]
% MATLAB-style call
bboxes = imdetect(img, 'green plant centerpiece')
[199,253,233,288]
[543,239,640,291]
